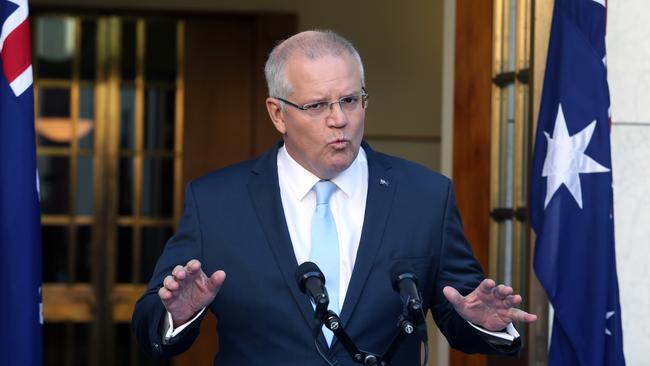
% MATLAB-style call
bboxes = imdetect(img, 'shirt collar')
[277,145,367,201]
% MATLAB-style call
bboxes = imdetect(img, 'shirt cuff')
[466,321,519,342]
[163,308,206,340]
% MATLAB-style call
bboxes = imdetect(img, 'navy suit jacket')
[132,141,520,365]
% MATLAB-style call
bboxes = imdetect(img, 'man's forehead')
[285,54,361,96]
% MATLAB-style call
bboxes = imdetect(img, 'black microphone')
[390,263,423,312]
[390,262,428,342]
[295,262,330,331]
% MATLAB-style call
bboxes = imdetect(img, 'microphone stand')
[322,311,381,366]
[313,307,426,366]
[379,313,416,364]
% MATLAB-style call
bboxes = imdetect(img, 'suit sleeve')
[131,183,209,357]
[429,181,521,356]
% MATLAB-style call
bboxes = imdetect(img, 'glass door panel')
[36,13,181,366]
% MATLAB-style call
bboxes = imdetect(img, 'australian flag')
[530,0,625,365]
[0,0,43,365]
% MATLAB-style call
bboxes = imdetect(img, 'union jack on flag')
[0,1,43,365]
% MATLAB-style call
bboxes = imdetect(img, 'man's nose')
[326,102,348,127]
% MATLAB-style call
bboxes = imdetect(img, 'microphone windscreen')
[390,262,419,291]
[295,261,326,293]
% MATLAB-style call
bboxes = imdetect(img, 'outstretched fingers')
[207,270,227,293]
[477,278,496,296]
[508,308,538,323]
[185,259,202,275]
[492,284,514,300]
[503,294,522,308]
[158,286,173,301]
[443,286,466,309]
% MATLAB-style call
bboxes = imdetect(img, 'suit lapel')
[339,142,397,327]
[246,143,316,334]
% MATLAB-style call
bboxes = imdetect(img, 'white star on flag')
[542,104,610,209]
[605,311,615,336]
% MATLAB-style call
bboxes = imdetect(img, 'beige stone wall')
[607,1,650,364]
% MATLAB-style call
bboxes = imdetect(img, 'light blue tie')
[310,180,340,346]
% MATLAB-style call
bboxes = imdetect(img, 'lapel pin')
[379,178,390,187]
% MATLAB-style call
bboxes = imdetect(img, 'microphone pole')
[322,310,381,366]
[390,263,428,343]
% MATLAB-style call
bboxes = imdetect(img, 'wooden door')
[36,10,295,366]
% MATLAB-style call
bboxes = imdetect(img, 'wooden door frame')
[451,1,552,366]
[451,1,493,365]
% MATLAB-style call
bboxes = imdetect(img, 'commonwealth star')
[542,104,610,209]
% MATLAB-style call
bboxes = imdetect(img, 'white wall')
[607,1,650,365]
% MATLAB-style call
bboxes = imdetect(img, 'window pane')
[43,225,68,282]
[144,87,175,151]
[79,85,95,149]
[38,156,70,214]
[71,323,91,366]
[117,226,133,283]
[35,17,75,80]
[120,85,136,150]
[37,88,71,147]
[122,20,136,81]
[44,323,69,365]
[119,158,133,216]
[141,226,173,282]
[76,226,92,282]
[76,156,93,215]
[114,323,134,366]
[142,158,173,217]
[145,20,177,83]
[39,87,71,117]
[80,20,96,81]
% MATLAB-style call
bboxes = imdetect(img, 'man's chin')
[321,157,355,178]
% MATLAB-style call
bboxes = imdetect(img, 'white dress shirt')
[277,145,368,311]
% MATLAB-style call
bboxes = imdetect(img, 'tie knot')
[314,180,337,205]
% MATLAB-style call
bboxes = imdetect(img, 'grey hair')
[264,30,365,100]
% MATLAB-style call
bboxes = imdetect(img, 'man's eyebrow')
[313,90,363,101]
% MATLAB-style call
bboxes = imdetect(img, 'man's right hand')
[158,259,226,327]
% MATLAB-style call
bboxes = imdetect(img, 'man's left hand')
[443,279,537,331]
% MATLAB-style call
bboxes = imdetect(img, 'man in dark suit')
[132,30,537,365]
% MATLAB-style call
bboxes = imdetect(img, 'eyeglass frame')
[273,88,369,117]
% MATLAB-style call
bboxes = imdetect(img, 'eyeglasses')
[274,89,369,118]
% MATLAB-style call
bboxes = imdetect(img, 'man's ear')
[266,97,287,135]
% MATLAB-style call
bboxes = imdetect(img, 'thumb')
[443,286,464,306]
[207,270,226,293]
